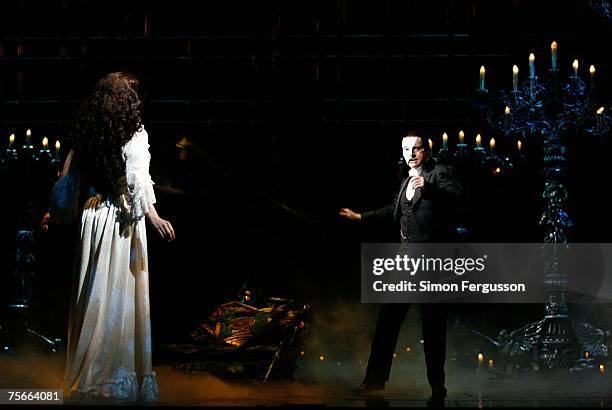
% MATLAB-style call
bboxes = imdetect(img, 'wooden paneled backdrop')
[1,1,610,212]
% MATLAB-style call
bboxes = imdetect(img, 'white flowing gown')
[60,126,159,402]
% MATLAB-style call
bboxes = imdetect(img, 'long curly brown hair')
[68,72,142,199]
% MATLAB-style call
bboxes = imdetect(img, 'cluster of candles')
[301,344,416,365]
[5,129,61,159]
[301,349,606,373]
[476,352,495,369]
[478,40,608,138]
[427,130,523,156]
[584,351,607,374]
[478,41,597,93]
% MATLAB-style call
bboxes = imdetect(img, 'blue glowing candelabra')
[472,46,611,372]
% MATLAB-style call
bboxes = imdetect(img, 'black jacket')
[361,159,463,242]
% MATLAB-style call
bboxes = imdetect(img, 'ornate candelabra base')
[0,229,63,355]
[477,307,609,374]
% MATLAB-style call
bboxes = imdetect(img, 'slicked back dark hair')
[403,130,430,153]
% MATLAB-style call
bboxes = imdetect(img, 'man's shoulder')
[430,163,456,175]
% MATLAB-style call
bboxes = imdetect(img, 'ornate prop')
[0,130,63,354]
[469,43,611,372]
[163,296,310,381]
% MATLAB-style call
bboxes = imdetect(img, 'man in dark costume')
[339,131,463,403]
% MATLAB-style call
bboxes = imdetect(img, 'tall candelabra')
[468,43,611,372]
[0,130,63,354]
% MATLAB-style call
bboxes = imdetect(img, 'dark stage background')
[1,0,611,359]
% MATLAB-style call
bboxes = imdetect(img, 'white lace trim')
[130,178,156,221]
[141,372,161,402]
[67,371,159,403]
[121,126,157,222]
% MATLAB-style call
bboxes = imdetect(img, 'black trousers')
[363,303,447,389]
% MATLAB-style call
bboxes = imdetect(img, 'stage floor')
[1,349,611,407]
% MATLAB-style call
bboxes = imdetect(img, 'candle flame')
[505,106,510,115]
[55,140,61,150]
[476,134,482,145]
[405,346,411,352]
[459,130,465,138]
[600,364,605,374]
[597,107,604,114]
[551,41,557,50]
[513,65,519,74]
[477,353,484,361]
[490,138,496,150]
[529,53,535,62]
[319,355,325,361]
[495,167,501,174]
[572,59,579,70]
[300,351,305,356]
[488,359,494,368]
[480,65,485,75]
[9,134,15,144]
[442,132,448,142]
[590,65,596,74]
[585,351,590,358]
[428,138,433,150]
[517,140,522,151]
[393,353,398,358]
[42,137,49,148]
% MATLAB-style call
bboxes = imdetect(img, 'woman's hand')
[41,213,50,232]
[148,215,175,241]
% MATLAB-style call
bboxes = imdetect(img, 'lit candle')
[475,133,482,148]
[551,41,558,70]
[596,107,605,133]
[42,137,49,149]
[477,352,484,367]
[442,132,448,148]
[572,59,579,77]
[600,364,605,375]
[479,65,485,90]
[319,355,325,361]
[589,65,596,94]
[490,137,496,152]
[428,138,433,151]
[488,359,494,369]
[405,346,411,352]
[512,65,519,92]
[9,133,15,148]
[55,140,61,158]
[26,129,32,146]
[458,130,465,144]
[504,106,511,129]
[529,53,535,79]
[517,140,522,152]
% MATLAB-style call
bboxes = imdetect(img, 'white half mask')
[402,136,420,168]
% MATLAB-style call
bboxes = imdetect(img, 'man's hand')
[410,176,425,190]
[148,215,176,241]
[339,208,362,221]
[41,213,50,232]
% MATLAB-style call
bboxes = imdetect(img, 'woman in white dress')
[48,72,175,402]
